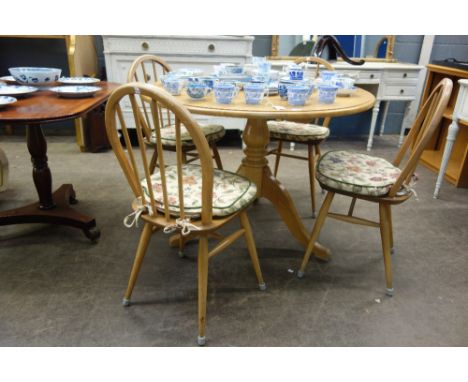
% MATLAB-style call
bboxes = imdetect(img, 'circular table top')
[176,87,376,120]
[0,82,119,124]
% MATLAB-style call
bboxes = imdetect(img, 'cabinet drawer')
[383,84,417,97]
[358,71,381,81]
[386,70,420,80]
[103,36,254,57]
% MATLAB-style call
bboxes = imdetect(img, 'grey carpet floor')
[0,134,467,346]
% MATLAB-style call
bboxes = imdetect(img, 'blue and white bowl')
[188,76,217,90]
[318,84,338,104]
[221,64,244,75]
[214,82,237,104]
[9,67,61,85]
[162,77,185,96]
[243,83,265,105]
[287,85,309,106]
[186,82,210,100]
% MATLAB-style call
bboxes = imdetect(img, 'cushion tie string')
[163,217,201,236]
[396,173,419,201]
[123,197,149,228]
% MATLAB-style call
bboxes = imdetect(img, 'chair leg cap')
[122,298,131,307]
[386,288,394,297]
[258,283,267,291]
[297,270,305,279]
[197,336,206,346]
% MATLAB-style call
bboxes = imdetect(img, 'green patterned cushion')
[317,150,401,196]
[268,121,330,142]
[141,164,257,217]
[150,124,225,147]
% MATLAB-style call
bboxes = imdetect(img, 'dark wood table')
[0,82,119,242]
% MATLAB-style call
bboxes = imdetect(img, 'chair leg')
[149,147,159,173]
[197,234,209,346]
[273,140,283,177]
[298,191,335,278]
[239,210,266,290]
[388,205,394,254]
[211,144,223,170]
[123,222,154,306]
[308,143,317,218]
[379,203,394,296]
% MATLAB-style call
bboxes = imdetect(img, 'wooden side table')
[434,79,468,198]
[0,82,118,241]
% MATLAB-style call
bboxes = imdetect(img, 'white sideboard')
[103,35,254,131]
[270,60,424,150]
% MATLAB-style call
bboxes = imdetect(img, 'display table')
[0,82,119,241]
[176,88,376,261]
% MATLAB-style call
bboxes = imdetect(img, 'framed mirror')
[269,35,396,62]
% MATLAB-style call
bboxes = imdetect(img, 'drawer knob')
[141,41,149,51]
[208,43,215,52]
[400,89,405,94]
[370,74,374,79]
[403,73,408,78]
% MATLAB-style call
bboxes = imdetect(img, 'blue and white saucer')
[0,96,17,107]
[0,85,38,96]
[49,86,101,98]
[58,77,101,85]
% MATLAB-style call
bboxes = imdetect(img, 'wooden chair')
[105,83,265,346]
[127,54,225,173]
[267,57,334,217]
[297,78,453,296]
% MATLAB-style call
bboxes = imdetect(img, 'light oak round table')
[178,87,376,261]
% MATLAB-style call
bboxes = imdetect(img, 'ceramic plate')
[0,76,17,83]
[49,85,101,98]
[58,77,101,85]
[0,96,17,107]
[337,86,357,97]
[0,85,38,96]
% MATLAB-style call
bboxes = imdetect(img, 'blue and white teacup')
[243,83,265,105]
[320,70,338,83]
[214,82,237,104]
[288,65,304,81]
[188,76,216,90]
[318,84,338,104]
[187,82,210,100]
[162,77,185,96]
[287,85,309,106]
[334,76,355,89]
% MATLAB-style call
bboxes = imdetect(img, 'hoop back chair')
[105,83,265,346]
[267,57,334,217]
[297,78,453,296]
[127,54,225,173]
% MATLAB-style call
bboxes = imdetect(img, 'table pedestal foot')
[0,184,99,243]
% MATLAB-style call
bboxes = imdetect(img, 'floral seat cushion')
[150,124,225,147]
[141,164,257,217]
[316,150,402,196]
[267,121,330,142]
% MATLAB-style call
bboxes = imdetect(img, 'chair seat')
[141,164,257,217]
[316,150,402,196]
[267,121,330,142]
[150,124,225,147]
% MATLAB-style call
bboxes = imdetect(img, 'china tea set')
[160,60,356,108]
[0,67,101,108]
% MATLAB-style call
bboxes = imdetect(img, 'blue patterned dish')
[162,77,185,95]
[320,70,338,82]
[58,77,100,85]
[0,85,38,96]
[9,67,61,85]
[187,82,210,100]
[288,65,304,81]
[49,86,101,98]
[0,96,17,108]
